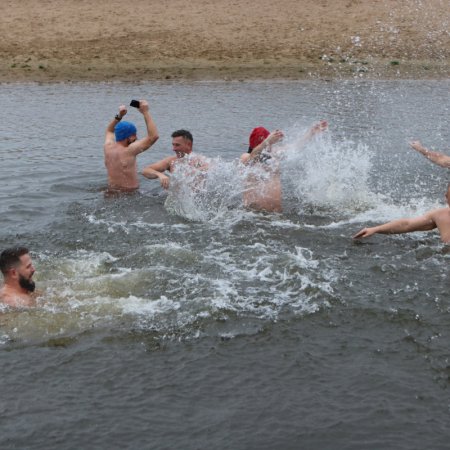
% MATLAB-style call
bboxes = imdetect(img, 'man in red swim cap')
[240,121,327,212]
[240,127,284,165]
[239,126,285,212]
[249,127,271,151]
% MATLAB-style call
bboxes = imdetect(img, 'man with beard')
[0,246,37,308]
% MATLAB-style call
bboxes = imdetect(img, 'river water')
[1,80,450,449]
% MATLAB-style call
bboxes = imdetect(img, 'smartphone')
[130,100,140,108]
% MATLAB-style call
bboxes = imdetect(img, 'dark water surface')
[1,80,450,449]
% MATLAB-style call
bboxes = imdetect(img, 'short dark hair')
[0,246,29,275]
[171,129,193,143]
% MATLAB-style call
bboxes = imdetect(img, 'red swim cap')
[249,127,270,150]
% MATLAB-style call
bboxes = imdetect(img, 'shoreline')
[1,58,449,84]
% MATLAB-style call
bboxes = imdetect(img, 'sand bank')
[0,0,449,82]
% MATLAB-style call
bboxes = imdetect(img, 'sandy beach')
[0,0,449,82]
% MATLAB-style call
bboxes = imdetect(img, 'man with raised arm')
[0,246,37,308]
[410,140,450,169]
[353,184,450,243]
[240,120,327,165]
[104,99,159,192]
[240,120,328,213]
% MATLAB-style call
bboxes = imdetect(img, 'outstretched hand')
[266,129,284,146]
[301,120,328,143]
[311,120,328,135]
[352,227,374,239]
[409,140,424,153]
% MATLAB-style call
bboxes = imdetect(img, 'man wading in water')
[0,246,37,308]
[240,121,328,213]
[104,99,159,192]
[142,129,209,189]
[353,184,450,243]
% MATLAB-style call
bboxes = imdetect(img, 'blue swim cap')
[114,121,137,141]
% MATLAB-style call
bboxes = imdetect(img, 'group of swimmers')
[104,98,328,212]
[1,98,450,308]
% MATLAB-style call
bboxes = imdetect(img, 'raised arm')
[127,100,159,157]
[104,105,127,145]
[247,130,284,162]
[352,212,437,239]
[297,120,328,147]
[410,140,450,169]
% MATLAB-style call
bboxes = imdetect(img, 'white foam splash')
[0,235,340,345]
[162,127,380,222]
[164,153,246,222]
[281,126,375,215]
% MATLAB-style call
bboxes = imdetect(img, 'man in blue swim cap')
[104,99,159,191]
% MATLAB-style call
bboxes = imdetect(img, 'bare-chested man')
[104,99,159,192]
[240,120,328,213]
[0,246,37,308]
[240,127,285,212]
[142,129,208,189]
[410,140,450,169]
[353,184,450,243]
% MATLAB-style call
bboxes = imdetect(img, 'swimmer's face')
[172,136,192,158]
[16,253,36,292]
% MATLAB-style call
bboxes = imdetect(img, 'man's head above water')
[171,129,193,157]
[0,246,36,293]
[114,121,137,144]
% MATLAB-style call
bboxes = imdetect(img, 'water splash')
[282,126,375,215]
[0,233,339,345]
[164,153,246,222]
[163,128,377,221]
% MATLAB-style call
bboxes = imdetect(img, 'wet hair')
[0,246,29,275]
[171,129,193,143]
